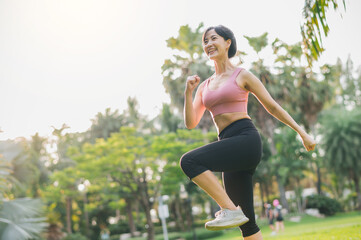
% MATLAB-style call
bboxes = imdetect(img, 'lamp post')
[158,195,169,240]
[78,180,91,237]
[180,184,197,240]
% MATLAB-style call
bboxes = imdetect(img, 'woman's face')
[203,29,231,60]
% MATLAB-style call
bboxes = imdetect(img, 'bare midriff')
[213,112,251,134]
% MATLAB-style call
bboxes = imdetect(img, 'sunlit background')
[1,0,360,140]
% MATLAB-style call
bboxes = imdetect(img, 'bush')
[128,228,223,240]
[155,232,182,240]
[109,221,144,235]
[306,194,343,216]
[62,233,87,240]
[183,228,223,240]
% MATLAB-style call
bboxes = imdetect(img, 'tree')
[152,129,214,230]
[271,127,311,212]
[162,23,214,132]
[72,127,162,240]
[158,103,182,133]
[245,32,295,210]
[272,39,335,195]
[87,108,125,142]
[0,142,48,240]
[301,0,346,65]
[45,125,85,235]
[321,107,361,210]
[339,57,361,108]
[0,198,48,240]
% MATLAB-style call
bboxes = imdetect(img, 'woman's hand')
[301,133,316,151]
[185,75,201,93]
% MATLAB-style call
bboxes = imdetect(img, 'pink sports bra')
[202,68,249,118]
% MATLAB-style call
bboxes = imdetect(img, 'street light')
[180,184,197,240]
[158,195,170,240]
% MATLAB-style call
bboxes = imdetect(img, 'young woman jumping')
[180,25,316,240]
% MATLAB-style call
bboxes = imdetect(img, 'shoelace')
[214,209,227,218]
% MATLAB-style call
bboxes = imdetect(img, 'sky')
[1,0,360,140]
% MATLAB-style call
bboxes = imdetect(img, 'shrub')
[62,233,87,240]
[110,235,120,240]
[306,194,342,216]
[155,232,182,240]
[183,228,223,240]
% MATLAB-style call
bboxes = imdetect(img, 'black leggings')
[180,118,262,237]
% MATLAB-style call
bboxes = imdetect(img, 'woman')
[273,199,285,233]
[180,25,316,240]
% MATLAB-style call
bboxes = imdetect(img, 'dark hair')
[202,25,237,58]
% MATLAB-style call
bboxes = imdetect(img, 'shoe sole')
[205,218,249,231]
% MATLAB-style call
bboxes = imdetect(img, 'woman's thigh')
[183,132,262,173]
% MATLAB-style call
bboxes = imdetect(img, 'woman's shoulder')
[197,78,208,93]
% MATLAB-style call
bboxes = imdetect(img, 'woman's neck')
[213,59,234,76]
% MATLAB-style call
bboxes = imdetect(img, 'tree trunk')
[184,199,193,230]
[316,162,322,195]
[269,137,290,212]
[66,196,72,234]
[83,193,90,237]
[143,200,155,240]
[295,178,303,213]
[264,181,270,203]
[174,196,185,231]
[276,174,289,211]
[125,198,137,237]
[259,182,265,216]
[352,174,361,210]
[310,126,322,196]
[139,182,155,240]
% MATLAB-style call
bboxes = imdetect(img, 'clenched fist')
[301,133,316,151]
[185,75,201,93]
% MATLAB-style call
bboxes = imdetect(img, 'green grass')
[209,211,361,240]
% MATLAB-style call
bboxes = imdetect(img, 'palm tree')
[87,108,125,141]
[301,0,346,65]
[162,23,214,132]
[321,107,361,210]
[0,143,48,240]
[246,33,296,211]
[0,198,48,240]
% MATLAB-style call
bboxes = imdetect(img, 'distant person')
[273,199,285,233]
[179,24,316,239]
[100,228,110,240]
[264,203,276,235]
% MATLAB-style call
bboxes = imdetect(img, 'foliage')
[0,198,48,240]
[306,194,342,216]
[126,228,223,240]
[321,107,361,179]
[0,155,12,199]
[301,0,346,66]
[244,33,268,55]
[62,232,88,240]
[162,23,214,131]
[87,108,125,141]
[182,228,223,240]
[338,57,361,107]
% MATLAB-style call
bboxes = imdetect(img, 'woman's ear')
[227,39,232,48]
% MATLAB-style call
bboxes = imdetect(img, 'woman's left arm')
[242,70,316,151]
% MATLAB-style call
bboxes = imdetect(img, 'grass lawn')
[209,211,361,240]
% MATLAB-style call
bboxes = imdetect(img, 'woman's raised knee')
[179,153,193,173]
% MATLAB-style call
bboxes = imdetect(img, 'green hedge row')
[112,228,224,240]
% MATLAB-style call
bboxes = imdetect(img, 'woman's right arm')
[184,75,206,129]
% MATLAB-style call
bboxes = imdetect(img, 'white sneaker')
[205,206,249,231]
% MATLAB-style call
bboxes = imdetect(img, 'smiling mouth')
[208,49,216,55]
